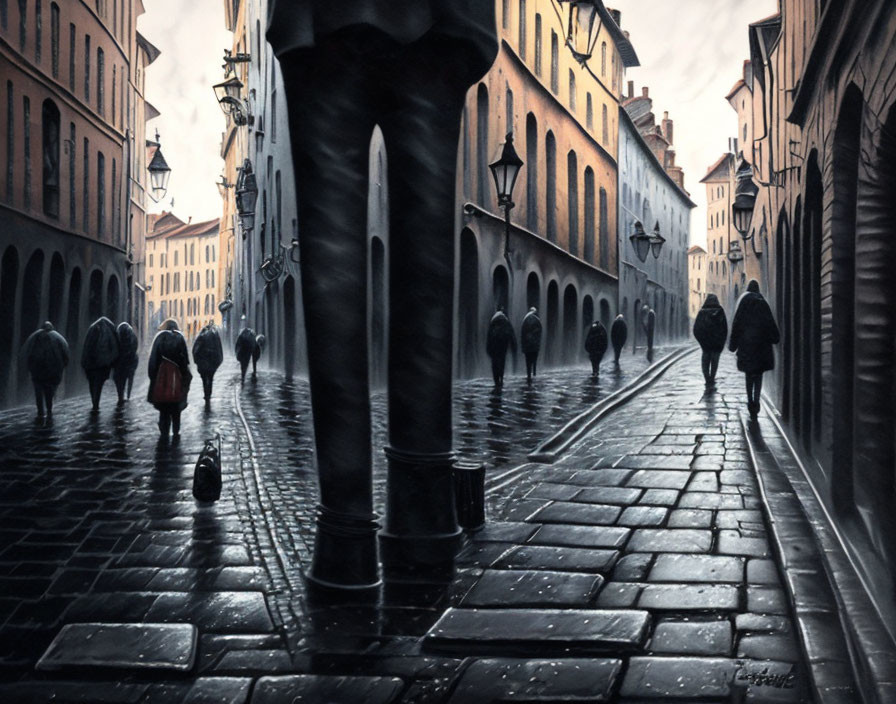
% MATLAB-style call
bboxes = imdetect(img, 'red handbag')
[152,357,183,404]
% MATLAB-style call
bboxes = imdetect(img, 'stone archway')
[0,247,19,405]
[546,280,559,365]
[526,271,540,311]
[48,253,65,328]
[106,274,120,322]
[599,298,611,332]
[562,283,578,364]
[457,229,479,378]
[88,270,104,322]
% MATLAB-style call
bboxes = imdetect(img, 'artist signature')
[737,665,797,689]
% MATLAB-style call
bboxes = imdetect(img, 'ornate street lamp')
[629,220,651,263]
[235,159,258,236]
[213,77,251,126]
[732,159,761,256]
[146,131,171,203]
[649,220,666,259]
[489,132,524,262]
[216,175,234,199]
[558,0,600,64]
[727,240,745,265]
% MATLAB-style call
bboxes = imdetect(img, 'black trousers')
[114,369,135,402]
[590,356,601,376]
[32,381,56,416]
[701,349,721,383]
[491,354,507,386]
[158,405,182,437]
[201,373,214,401]
[525,353,538,380]
[86,368,111,410]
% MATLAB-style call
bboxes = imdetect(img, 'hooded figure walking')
[486,308,516,388]
[611,314,628,366]
[641,305,656,360]
[235,327,256,383]
[192,323,224,405]
[729,280,780,420]
[113,322,139,404]
[147,319,192,439]
[81,317,119,412]
[693,294,728,387]
[585,320,609,377]
[22,322,69,420]
[252,334,266,378]
[520,307,542,382]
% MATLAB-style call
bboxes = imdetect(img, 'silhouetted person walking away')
[729,280,780,420]
[611,314,628,366]
[22,322,69,421]
[235,327,256,383]
[585,320,608,377]
[641,306,656,361]
[81,317,119,413]
[520,307,542,382]
[693,294,728,387]
[192,323,224,406]
[148,319,192,440]
[252,334,266,378]
[486,309,516,388]
[113,322,139,404]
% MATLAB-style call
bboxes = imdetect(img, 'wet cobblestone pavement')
[0,349,850,702]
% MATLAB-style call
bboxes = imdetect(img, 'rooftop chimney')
[642,86,649,98]
[608,8,621,27]
[628,80,634,98]
[662,112,673,145]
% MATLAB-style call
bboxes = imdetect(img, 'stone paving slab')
[528,524,631,548]
[459,569,603,607]
[423,608,650,653]
[446,658,623,703]
[36,622,198,672]
[250,675,405,704]
[492,545,619,572]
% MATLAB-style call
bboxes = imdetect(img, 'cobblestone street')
[0,349,863,702]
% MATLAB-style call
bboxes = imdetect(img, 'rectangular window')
[18,0,25,51]
[569,69,576,112]
[97,47,104,116]
[149,253,153,267]
[34,0,41,64]
[1,0,6,31]
[550,31,558,93]
[271,90,276,142]
[518,0,526,60]
[68,122,75,226]
[23,95,30,210]
[534,14,541,76]
[502,0,508,29]
[50,3,58,77]
[41,99,60,218]
[119,65,124,127]
[82,136,89,231]
[69,24,75,91]
[110,158,116,239]
[111,65,116,126]
[586,93,593,130]
[97,151,104,238]
[84,35,90,102]
[5,81,12,203]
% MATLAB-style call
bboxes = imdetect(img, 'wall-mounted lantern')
[558,1,600,64]
[213,76,253,126]
[629,220,651,263]
[235,159,258,236]
[649,221,666,259]
[147,130,172,203]
[727,240,745,265]
[489,132,525,264]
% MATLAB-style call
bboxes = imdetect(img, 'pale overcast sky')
[610,0,778,247]
[136,1,776,242]
[138,0,232,224]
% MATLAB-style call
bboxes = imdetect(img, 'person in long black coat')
[585,321,609,377]
[693,294,728,386]
[252,334,266,378]
[611,314,628,365]
[81,317,119,412]
[22,321,69,420]
[113,322,139,404]
[147,319,192,439]
[520,307,542,382]
[192,323,224,405]
[235,327,256,383]
[641,306,656,359]
[729,280,780,419]
[486,309,516,388]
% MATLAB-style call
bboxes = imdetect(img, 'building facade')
[687,244,706,321]
[0,0,159,408]
[698,150,735,311]
[617,84,694,347]
[145,212,219,338]
[718,1,896,620]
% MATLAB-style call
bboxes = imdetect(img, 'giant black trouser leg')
[280,34,380,591]
[378,36,472,576]
[33,381,44,416]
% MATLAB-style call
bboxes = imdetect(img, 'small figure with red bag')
[147,318,192,440]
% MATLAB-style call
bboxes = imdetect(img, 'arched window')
[601,42,607,76]
[505,86,513,132]
[568,69,576,112]
[550,31,559,93]
[567,151,578,256]
[51,3,60,78]
[97,47,104,116]
[190,243,195,265]
[602,103,608,144]
[599,187,609,269]
[584,166,595,264]
[586,93,593,131]
[545,131,556,242]
[534,13,542,76]
[41,99,60,218]
[518,0,527,59]
[96,151,105,239]
[526,113,538,230]
[477,84,489,207]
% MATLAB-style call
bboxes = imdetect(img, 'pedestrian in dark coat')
[192,323,224,405]
[729,280,780,419]
[611,314,628,365]
[486,309,516,387]
[235,327,256,383]
[641,306,656,359]
[252,334,266,377]
[585,321,609,377]
[147,319,192,439]
[520,307,542,382]
[22,321,69,420]
[113,322,139,404]
[693,294,728,386]
[81,316,119,412]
